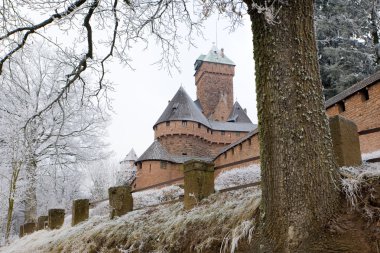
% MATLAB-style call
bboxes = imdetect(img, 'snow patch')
[362,150,380,161]
[215,164,261,191]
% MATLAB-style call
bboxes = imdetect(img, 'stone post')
[48,209,65,229]
[108,186,133,219]
[23,222,36,235]
[329,115,362,167]
[37,216,48,230]
[183,160,215,210]
[72,199,89,226]
[19,225,24,238]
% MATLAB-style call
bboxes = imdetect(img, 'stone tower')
[194,45,235,121]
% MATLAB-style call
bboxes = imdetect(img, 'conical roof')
[122,148,138,162]
[227,101,252,123]
[154,87,210,127]
[136,141,173,162]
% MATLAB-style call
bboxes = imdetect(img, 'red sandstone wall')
[154,121,247,145]
[134,161,184,190]
[195,62,234,118]
[326,82,380,153]
[214,134,260,176]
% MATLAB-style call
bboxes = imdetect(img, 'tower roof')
[195,45,235,71]
[154,87,210,127]
[136,140,213,164]
[121,148,138,163]
[227,101,252,123]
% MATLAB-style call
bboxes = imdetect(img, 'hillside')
[1,162,380,253]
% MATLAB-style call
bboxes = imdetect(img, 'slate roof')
[194,45,235,71]
[209,121,256,132]
[121,148,138,162]
[154,87,256,132]
[136,140,213,163]
[154,87,210,127]
[325,71,380,108]
[227,101,252,123]
[214,128,259,159]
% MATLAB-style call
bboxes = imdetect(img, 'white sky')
[107,14,257,160]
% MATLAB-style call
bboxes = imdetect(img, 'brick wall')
[326,82,380,153]
[154,121,248,145]
[214,134,260,175]
[133,161,184,190]
[159,135,223,157]
[195,62,234,118]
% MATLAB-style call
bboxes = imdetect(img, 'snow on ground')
[362,150,380,161]
[340,162,380,207]
[215,164,261,191]
[132,185,183,209]
[0,187,261,253]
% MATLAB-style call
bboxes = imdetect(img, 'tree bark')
[243,1,340,251]
[5,160,21,241]
[25,157,37,222]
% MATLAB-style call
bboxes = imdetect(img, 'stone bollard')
[23,222,36,235]
[183,160,215,210]
[329,115,362,167]
[19,225,24,238]
[108,186,133,219]
[48,209,65,229]
[72,199,89,226]
[37,216,48,230]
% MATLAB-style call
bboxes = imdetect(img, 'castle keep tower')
[194,45,235,121]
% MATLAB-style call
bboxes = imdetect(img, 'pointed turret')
[227,102,252,123]
[154,87,210,128]
[120,148,138,163]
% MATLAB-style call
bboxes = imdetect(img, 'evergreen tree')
[315,0,380,99]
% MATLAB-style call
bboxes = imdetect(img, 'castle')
[131,46,380,191]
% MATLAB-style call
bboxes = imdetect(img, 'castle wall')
[158,135,222,157]
[133,161,183,191]
[154,121,247,145]
[195,62,234,119]
[214,134,260,176]
[326,81,380,153]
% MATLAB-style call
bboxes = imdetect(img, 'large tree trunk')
[244,1,340,251]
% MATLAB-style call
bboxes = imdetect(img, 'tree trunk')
[5,160,21,240]
[244,1,340,251]
[25,158,37,222]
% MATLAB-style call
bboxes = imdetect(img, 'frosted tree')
[315,0,380,99]
[0,42,109,240]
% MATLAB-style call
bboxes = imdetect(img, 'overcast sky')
[107,14,257,160]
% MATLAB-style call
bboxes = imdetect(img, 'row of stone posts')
[19,201,90,238]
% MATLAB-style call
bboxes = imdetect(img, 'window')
[224,153,227,159]
[232,148,235,155]
[239,144,242,151]
[182,121,187,127]
[160,161,167,169]
[166,122,170,126]
[198,123,201,129]
[337,101,345,113]
[248,139,252,146]
[360,89,369,101]
[182,152,187,156]
[221,131,225,135]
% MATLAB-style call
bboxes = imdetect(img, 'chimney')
[221,48,224,58]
